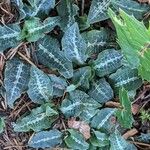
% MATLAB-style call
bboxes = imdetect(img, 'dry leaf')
[123,128,138,139]
[138,0,150,4]
[132,104,141,115]
[68,118,91,140]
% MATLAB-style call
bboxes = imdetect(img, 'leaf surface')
[4,58,30,108]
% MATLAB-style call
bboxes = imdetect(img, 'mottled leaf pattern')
[109,67,142,92]
[28,129,62,148]
[13,104,58,132]
[65,129,89,150]
[91,108,116,130]
[36,36,73,78]
[20,16,60,42]
[57,0,79,31]
[0,24,21,53]
[88,0,111,24]
[27,66,53,104]
[93,49,123,77]
[60,90,101,119]
[62,23,87,64]
[88,78,114,103]
[4,58,30,108]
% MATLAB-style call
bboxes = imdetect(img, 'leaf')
[57,0,79,31]
[68,118,91,140]
[108,9,150,79]
[49,75,68,98]
[13,103,58,132]
[136,133,150,143]
[91,108,116,131]
[0,118,5,133]
[11,0,26,21]
[20,16,60,42]
[24,0,55,18]
[4,58,30,108]
[27,66,53,104]
[116,88,133,128]
[93,49,123,77]
[65,129,89,150]
[28,129,62,148]
[90,130,109,147]
[0,24,21,53]
[88,0,111,24]
[36,36,73,78]
[62,22,87,64]
[109,67,142,93]
[109,130,135,150]
[60,90,101,120]
[81,29,110,57]
[111,0,150,19]
[88,78,114,103]
[71,66,92,90]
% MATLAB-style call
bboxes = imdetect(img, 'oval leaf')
[4,58,30,108]
[28,129,62,149]
[27,66,53,104]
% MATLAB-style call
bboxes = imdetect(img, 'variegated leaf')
[81,29,110,57]
[88,0,111,24]
[0,24,21,53]
[4,58,30,108]
[93,49,123,77]
[36,36,73,78]
[71,66,92,90]
[91,108,116,131]
[88,78,114,103]
[27,66,53,104]
[57,0,79,31]
[60,90,101,119]
[24,0,55,18]
[109,67,142,93]
[90,130,109,147]
[65,129,89,150]
[49,74,68,98]
[28,129,62,148]
[20,16,60,42]
[62,23,87,64]
[109,130,135,150]
[111,0,150,19]
[13,104,58,132]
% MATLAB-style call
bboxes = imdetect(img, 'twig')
[129,141,150,147]
[17,51,36,67]
[81,0,85,16]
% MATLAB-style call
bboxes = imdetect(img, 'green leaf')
[13,104,58,132]
[109,67,142,93]
[4,58,30,108]
[27,66,53,104]
[0,118,5,133]
[60,90,101,120]
[81,29,110,57]
[88,78,114,103]
[111,0,150,19]
[109,130,134,150]
[62,23,87,64]
[91,108,116,131]
[57,0,79,31]
[116,88,133,128]
[93,49,123,77]
[20,16,60,42]
[65,129,89,150]
[71,66,92,90]
[24,0,55,18]
[36,36,73,78]
[108,9,150,80]
[90,130,109,147]
[0,24,21,53]
[49,75,68,98]
[88,0,111,24]
[28,129,62,148]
